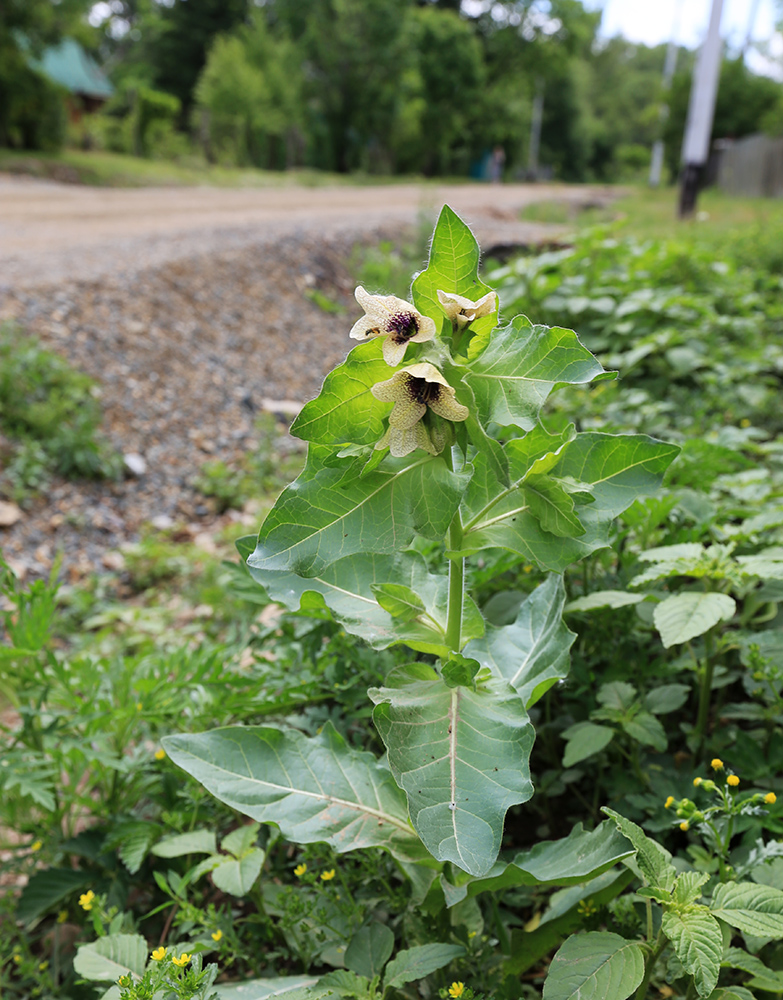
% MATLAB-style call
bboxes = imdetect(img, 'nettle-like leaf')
[290,338,393,446]
[602,808,676,892]
[542,931,645,1000]
[369,664,534,877]
[464,315,610,430]
[248,450,471,576]
[710,882,783,938]
[460,432,680,571]
[162,724,429,865]
[241,542,482,656]
[653,592,736,648]
[411,205,495,336]
[464,574,576,708]
[661,908,723,997]
[73,934,148,983]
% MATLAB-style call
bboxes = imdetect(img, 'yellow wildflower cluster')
[79,890,96,912]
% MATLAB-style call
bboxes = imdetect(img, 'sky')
[588,0,783,78]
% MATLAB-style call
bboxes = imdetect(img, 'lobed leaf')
[602,808,676,891]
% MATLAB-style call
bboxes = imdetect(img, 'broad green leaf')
[566,591,645,612]
[523,475,585,537]
[711,882,783,938]
[542,931,645,1000]
[722,946,783,992]
[344,923,394,980]
[290,339,392,446]
[602,808,676,891]
[596,681,636,711]
[215,977,320,999]
[212,848,265,897]
[673,871,710,906]
[73,934,148,982]
[464,315,607,430]
[562,722,615,767]
[621,712,667,751]
[661,909,722,997]
[17,868,91,927]
[371,583,427,622]
[411,205,493,328]
[461,433,680,572]
[643,684,690,715]
[222,823,261,858]
[163,724,427,865]
[370,664,534,877]
[108,820,159,875]
[464,574,576,708]
[383,943,465,991]
[705,989,757,1000]
[440,821,634,905]
[152,829,217,858]
[653,592,736,648]
[245,549,482,656]
[249,451,470,576]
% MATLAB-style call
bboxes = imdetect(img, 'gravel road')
[0,176,614,581]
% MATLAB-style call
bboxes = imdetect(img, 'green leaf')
[464,574,576,708]
[722,946,783,993]
[371,583,427,622]
[704,989,757,1000]
[162,724,427,865]
[222,823,261,859]
[566,591,646,612]
[464,315,607,430]
[523,475,585,537]
[290,339,393,446]
[215,976,320,999]
[212,849,265,897]
[383,943,465,991]
[653,592,736,648]
[711,882,783,938]
[643,684,690,715]
[151,829,217,858]
[602,808,676,891]
[17,868,91,927]
[246,550,483,656]
[542,931,645,1000]
[672,871,710,907]
[411,205,493,326]
[113,821,159,876]
[249,450,470,576]
[73,934,148,982]
[562,723,615,767]
[661,908,722,997]
[344,923,394,980]
[369,664,534,877]
[461,433,680,572]
[621,712,667,751]
[441,822,635,905]
[441,653,482,688]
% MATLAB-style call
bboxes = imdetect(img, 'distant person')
[490,145,506,184]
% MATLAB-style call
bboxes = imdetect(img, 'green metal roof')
[31,38,114,101]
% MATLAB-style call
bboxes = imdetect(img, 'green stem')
[634,935,668,1000]
[444,447,465,653]
[695,628,715,757]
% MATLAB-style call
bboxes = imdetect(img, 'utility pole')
[679,0,725,218]
[649,0,684,188]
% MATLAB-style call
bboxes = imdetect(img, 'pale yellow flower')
[294,863,307,877]
[151,947,167,961]
[437,289,496,328]
[172,953,191,967]
[79,890,95,912]
[211,929,223,942]
[350,287,437,366]
[371,363,468,457]
[31,840,43,852]
[155,748,166,761]
[320,869,336,881]
[679,821,689,831]
[664,796,674,809]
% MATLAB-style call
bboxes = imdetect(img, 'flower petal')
[437,289,497,326]
[429,394,469,422]
[389,397,427,430]
[388,422,437,457]
[382,337,409,366]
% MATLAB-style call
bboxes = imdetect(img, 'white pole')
[679,0,725,216]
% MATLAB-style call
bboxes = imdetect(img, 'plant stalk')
[634,935,667,1000]
[695,627,715,757]
[444,447,465,653]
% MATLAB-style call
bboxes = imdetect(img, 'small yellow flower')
[437,289,497,329]
[118,975,132,988]
[151,946,167,961]
[38,961,48,971]
[31,840,43,852]
[664,796,674,809]
[727,774,740,787]
[693,777,703,787]
[320,869,336,881]
[740,418,751,428]
[13,954,22,965]
[155,749,166,761]
[711,758,724,771]
[211,929,222,942]
[172,953,191,967]
[294,863,307,877]
[79,890,95,912]
[765,792,777,804]
[350,286,437,366]
[57,910,68,923]
[136,702,142,711]
[448,982,466,999]
[679,821,689,831]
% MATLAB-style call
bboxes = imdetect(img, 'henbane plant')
[163,207,679,880]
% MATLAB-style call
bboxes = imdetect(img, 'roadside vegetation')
[3,190,783,999]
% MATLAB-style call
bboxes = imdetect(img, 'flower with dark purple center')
[350,287,437,366]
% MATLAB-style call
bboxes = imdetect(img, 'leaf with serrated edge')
[711,882,783,938]
[73,934,148,982]
[465,575,575,708]
[661,909,722,997]
[542,931,645,1000]
[460,433,680,572]
[370,664,534,876]
[465,315,607,430]
[245,549,482,655]
[162,724,429,865]
[653,592,736,649]
[602,808,676,891]
[249,451,470,577]
[290,339,393,445]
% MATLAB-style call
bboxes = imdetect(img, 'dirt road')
[0,176,611,288]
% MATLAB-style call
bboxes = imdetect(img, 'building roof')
[31,38,114,101]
